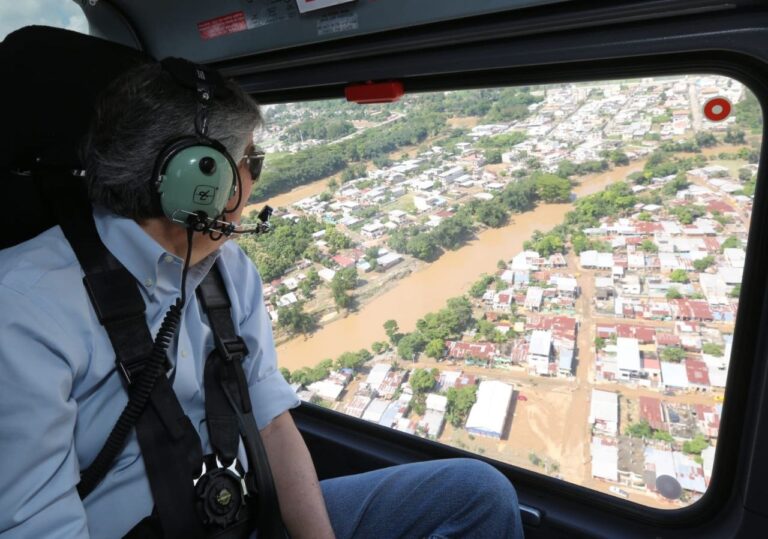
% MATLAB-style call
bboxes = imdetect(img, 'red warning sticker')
[703,97,732,122]
[198,11,247,40]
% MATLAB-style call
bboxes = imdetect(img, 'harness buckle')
[219,338,247,363]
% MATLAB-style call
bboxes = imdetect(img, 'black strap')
[44,171,204,537]
[198,266,287,539]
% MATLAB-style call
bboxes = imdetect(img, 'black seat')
[0,26,149,249]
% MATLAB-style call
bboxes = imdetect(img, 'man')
[0,60,523,538]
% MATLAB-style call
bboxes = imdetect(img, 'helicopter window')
[0,1,88,41]
[238,74,761,509]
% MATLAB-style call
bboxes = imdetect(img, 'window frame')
[244,47,768,539]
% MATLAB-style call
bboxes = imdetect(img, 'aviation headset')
[152,57,248,237]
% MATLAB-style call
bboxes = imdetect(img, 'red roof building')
[703,237,721,253]
[685,359,711,388]
[656,333,681,347]
[707,200,735,214]
[331,254,356,268]
[445,341,497,361]
[616,323,656,344]
[639,396,665,430]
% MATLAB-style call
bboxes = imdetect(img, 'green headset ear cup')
[156,145,235,223]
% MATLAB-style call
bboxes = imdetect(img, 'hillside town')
[243,74,759,508]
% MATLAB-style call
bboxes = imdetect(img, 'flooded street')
[275,161,644,371]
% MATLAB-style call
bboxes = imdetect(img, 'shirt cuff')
[248,369,300,430]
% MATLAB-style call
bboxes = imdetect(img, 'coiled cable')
[78,228,194,498]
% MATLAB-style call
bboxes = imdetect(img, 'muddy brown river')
[262,161,642,371]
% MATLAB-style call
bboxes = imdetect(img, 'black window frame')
[222,16,768,537]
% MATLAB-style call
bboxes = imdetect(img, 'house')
[591,437,619,481]
[527,330,553,376]
[376,252,403,270]
[661,362,689,390]
[638,396,665,430]
[589,389,619,435]
[445,341,497,362]
[616,337,642,380]
[524,287,544,311]
[685,360,711,390]
[361,221,386,238]
[556,277,579,298]
[492,290,514,312]
[318,267,336,282]
[465,381,514,438]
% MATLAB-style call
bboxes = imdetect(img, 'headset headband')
[160,58,232,138]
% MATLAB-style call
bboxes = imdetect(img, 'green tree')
[445,385,478,427]
[532,172,572,202]
[277,302,317,335]
[425,338,446,360]
[406,233,442,261]
[595,337,606,350]
[702,343,724,357]
[670,269,690,284]
[724,128,746,144]
[279,367,291,381]
[474,200,509,228]
[652,430,674,443]
[397,332,427,361]
[625,420,652,438]
[735,89,763,133]
[693,256,715,272]
[694,132,717,148]
[661,346,685,362]
[409,368,437,393]
[730,284,741,298]
[666,288,683,300]
[720,236,741,251]
[640,239,658,253]
[371,341,388,354]
[469,274,495,298]
[384,319,401,344]
[739,168,754,182]
[330,266,358,310]
[683,434,710,455]
[609,150,630,166]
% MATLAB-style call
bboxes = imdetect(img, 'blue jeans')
[320,458,524,539]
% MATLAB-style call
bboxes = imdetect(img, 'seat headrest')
[0,25,151,170]
[0,26,152,250]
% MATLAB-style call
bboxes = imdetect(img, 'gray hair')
[82,61,262,219]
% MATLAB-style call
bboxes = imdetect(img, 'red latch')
[345,81,404,104]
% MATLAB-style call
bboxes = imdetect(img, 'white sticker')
[241,0,300,29]
[317,9,359,36]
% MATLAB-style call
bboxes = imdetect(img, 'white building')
[589,389,619,436]
[616,337,642,379]
[527,330,553,376]
[524,287,544,311]
[465,381,514,438]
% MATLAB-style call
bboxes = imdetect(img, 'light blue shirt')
[0,207,300,538]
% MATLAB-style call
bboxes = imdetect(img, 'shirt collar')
[92,207,221,299]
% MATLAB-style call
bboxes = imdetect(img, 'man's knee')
[440,458,519,505]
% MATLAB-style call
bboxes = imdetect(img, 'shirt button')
[164,255,175,263]
[181,349,188,358]
[144,278,154,287]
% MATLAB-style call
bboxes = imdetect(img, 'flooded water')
[274,161,645,371]
[269,143,749,370]
[243,178,331,216]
